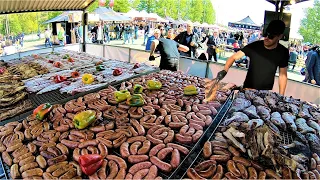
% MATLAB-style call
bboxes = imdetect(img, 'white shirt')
[44,30,51,38]
[97,26,103,40]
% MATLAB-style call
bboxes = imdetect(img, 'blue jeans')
[143,34,148,45]
[123,33,129,44]
[45,38,52,47]
[105,33,110,43]
[134,31,138,39]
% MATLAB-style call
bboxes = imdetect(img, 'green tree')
[87,1,99,12]
[130,0,141,9]
[299,0,320,44]
[202,0,215,24]
[189,0,203,22]
[137,0,156,13]
[113,0,131,12]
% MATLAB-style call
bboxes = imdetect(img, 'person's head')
[153,29,161,39]
[263,20,285,48]
[158,25,165,35]
[213,29,218,37]
[186,22,193,34]
[167,28,174,39]
[208,29,213,36]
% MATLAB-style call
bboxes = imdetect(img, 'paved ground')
[18,37,306,82]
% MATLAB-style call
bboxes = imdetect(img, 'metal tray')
[168,91,235,179]
[0,69,159,125]
[0,75,233,180]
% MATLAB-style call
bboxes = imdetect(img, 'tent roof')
[0,0,95,14]
[44,11,82,23]
[234,16,259,26]
[93,7,131,22]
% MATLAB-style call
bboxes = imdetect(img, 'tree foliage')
[0,0,216,35]
[299,0,320,44]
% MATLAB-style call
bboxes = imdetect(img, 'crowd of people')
[0,33,24,55]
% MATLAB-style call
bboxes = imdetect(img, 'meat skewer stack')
[187,90,320,180]
[0,70,235,179]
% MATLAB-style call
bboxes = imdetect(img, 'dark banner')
[228,22,260,30]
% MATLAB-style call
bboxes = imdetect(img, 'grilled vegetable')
[133,84,143,94]
[73,110,96,129]
[147,80,162,90]
[184,85,198,95]
[114,90,131,103]
[33,103,52,120]
[82,74,94,84]
[96,65,106,71]
[79,154,103,176]
[127,94,144,107]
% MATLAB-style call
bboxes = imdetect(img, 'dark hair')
[311,45,319,51]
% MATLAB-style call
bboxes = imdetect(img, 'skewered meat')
[293,131,308,145]
[256,106,271,120]
[270,112,286,130]
[224,112,249,126]
[253,96,267,107]
[298,103,312,119]
[0,99,33,121]
[244,90,257,101]
[245,119,264,129]
[237,92,246,99]
[282,112,297,131]
[285,103,299,116]
[307,119,320,135]
[309,107,320,120]
[306,133,320,156]
[282,141,312,158]
[264,95,277,110]
[275,102,288,112]
[295,118,316,134]
[243,105,260,119]
[229,98,251,113]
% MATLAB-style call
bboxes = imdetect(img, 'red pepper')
[71,71,80,78]
[68,57,75,62]
[33,103,52,120]
[53,75,67,83]
[0,67,5,74]
[53,62,62,68]
[79,154,103,176]
[113,68,123,76]
[48,60,54,63]
[133,63,140,69]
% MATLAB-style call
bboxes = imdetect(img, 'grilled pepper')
[114,90,131,103]
[113,68,123,76]
[96,65,106,71]
[184,85,198,95]
[73,110,96,129]
[147,80,162,90]
[79,154,103,176]
[53,75,67,83]
[133,63,140,69]
[71,71,80,78]
[133,84,143,94]
[82,74,94,84]
[126,94,144,107]
[68,57,75,62]
[33,103,52,120]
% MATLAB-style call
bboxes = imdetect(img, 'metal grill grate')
[279,130,294,145]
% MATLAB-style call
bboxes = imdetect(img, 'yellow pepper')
[147,80,162,90]
[114,90,131,103]
[184,85,198,95]
[82,74,94,84]
[73,110,96,129]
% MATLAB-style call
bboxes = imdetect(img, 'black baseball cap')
[266,20,285,35]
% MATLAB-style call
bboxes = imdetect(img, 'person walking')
[104,22,110,44]
[207,30,218,62]
[44,28,52,47]
[174,22,201,58]
[289,47,298,70]
[149,29,189,71]
[143,23,150,45]
[307,47,320,86]
[57,27,65,45]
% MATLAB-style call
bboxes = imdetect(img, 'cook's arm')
[149,40,159,57]
[223,50,246,72]
[278,67,288,95]
[178,44,189,52]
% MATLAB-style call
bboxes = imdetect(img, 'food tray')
[168,91,235,179]
[0,69,159,125]
[179,96,296,180]
[0,74,233,180]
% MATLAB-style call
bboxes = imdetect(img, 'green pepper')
[114,90,131,103]
[126,94,144,107]
[133,84,143,94]
[73,110,96,129]
[96,65,106,71]
[33,103,53,120]
[184,85,198,95]
[146,80,162,90]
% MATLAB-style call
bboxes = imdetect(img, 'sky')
[211,0,314,38]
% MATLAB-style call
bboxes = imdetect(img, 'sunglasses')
[160,29,164,30]
[263,33,277,40]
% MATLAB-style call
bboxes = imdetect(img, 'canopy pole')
[82,11,88,52]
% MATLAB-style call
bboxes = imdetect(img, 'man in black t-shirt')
[149,29,189,71]
[213,20,289,95]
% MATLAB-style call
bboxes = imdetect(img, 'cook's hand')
[311,79,316,84]
[216,70,227,80]
[212,45,216,49]
[190,42,195,46]
[149,55,155,61]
